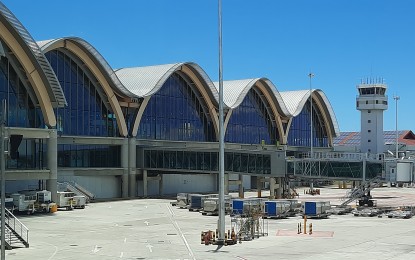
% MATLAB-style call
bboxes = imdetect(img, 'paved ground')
[5,186,415,260]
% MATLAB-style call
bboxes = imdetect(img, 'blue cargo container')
[304,202,317,215]
[303,201,330,218]
[264,201,290,218]
[265,201,277,216]
[189,194,208,210]
[232,199,244,214]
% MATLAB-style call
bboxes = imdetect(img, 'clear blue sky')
[3,1,414,132]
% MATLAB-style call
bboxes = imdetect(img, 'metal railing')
[4,208,29,247]
[58,181,95,202]
[300,152,384,162]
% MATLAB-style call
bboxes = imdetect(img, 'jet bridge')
[286,152,384,180]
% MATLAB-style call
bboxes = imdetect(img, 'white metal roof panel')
[279,89,310,116]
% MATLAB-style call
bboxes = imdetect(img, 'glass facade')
[57,144,121,167]
[0,52,43,128]
[45,50,118,137]
[144,149,270,174]
[225,89,277,145]
[287,100,328,147]
[0,40,46,169]
[138,73,214,141]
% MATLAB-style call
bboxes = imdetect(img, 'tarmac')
[5,186,415,260]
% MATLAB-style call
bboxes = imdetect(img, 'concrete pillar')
[158,174,163,196]
[269,177,276,199]
[276,177,283,199]
[46,130,58,202]
[238,174,244,198]
[128,137,137,197]
[143,169,148,197]
[257,177,262,198]
[224,173,229,195]
[121,138,129,198]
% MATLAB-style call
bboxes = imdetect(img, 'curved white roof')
[280,90,311,116]
[0,4,67,107]
[213,78,290,115]
[280,89,340,136]
[214,79,256,108]
[115,62,218,101]
[38,37,136,98]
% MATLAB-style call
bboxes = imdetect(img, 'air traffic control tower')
[356,79,388,154]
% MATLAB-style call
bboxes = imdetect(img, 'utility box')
[303,201,330,218]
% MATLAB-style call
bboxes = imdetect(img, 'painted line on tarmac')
[120,251,124,258]
[167,204,196,260]
[146,244,154,252]
[45,242,58,260]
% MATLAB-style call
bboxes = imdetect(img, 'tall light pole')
[308,72,314,158]
[217,0,225,245]
[394,95,400,160]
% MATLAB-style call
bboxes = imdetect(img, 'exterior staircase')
[339,177,383,207]
[2,208,29,249]
[58,181,95,203]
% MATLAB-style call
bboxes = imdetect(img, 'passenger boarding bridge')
[286,152,384,180]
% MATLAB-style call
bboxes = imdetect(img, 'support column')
[46,130,58,202]
[257,177,262,198]
[269,177,276,199]
[128,137,137,197]
[158,174,163,196]
[121,138,129,198]
[224,173,229,195]
[238,174,244,198]
[276,177,283,199]
[143,169,148,197]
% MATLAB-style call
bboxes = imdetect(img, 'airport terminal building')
[0,2,340,200]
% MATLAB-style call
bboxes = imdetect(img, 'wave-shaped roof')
[0,3,67,107]
[38,37,136,98]
[115,62,218,102]
[213,78,290,115]
[279,90,310,116]
[280,89,340,136]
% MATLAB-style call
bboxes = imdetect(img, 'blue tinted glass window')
[0,46,43,128]
[225,89,277,144]
[287,100,328,147]
[138,74,214,141]
[45,50,118,137]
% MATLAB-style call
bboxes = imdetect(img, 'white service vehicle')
[10,193,36,214]
[34,190,57,213]
[56,191,75,210]
[73,195,86,209]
